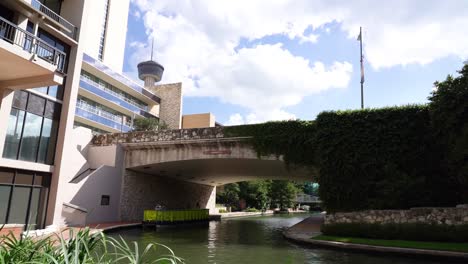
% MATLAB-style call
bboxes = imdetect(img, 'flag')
[357,32,361,41]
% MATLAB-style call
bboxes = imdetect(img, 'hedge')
[321,223,468,243]
[315,106,457,212]
[224,65,468,212]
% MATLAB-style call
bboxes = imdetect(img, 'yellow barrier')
[143,209,209,223]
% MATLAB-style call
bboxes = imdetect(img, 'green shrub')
[321,223,468,243]
[245,208,260,212]
[218,209,228,213]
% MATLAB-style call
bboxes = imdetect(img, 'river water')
[110,214,450,264]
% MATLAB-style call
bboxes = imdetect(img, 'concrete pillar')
[0,89,14,155]
[46,0,90,226]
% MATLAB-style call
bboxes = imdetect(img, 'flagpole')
[359,26,364,109]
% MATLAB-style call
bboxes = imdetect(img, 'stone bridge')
[92,127,315,186]
[85,127,316,221]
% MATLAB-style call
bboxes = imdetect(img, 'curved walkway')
[283,214,468,261]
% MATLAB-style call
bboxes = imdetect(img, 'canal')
[110,214,449,263]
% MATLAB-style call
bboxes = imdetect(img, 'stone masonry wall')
[92,127,227,146]
[325,206,468,226]
[149,82,182,130]
[120,170,216,222]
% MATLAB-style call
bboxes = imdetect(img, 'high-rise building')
[0,0,88,232]
[0,0,217,235]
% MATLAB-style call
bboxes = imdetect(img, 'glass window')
[0,168,51,227]
[27,94,46,116]
[44,101,61,120]
[0,170,13,184]
[18,113,42,162]
[13,91,28,110]
[3,109,25,159]
[48,85,63,99]
[0,186,11,223]
[15,172,33,185]
[5,91,61,164]
[8,186,30,224]
[37,118,51,164]
[33,174,43,186]
[32,87,49,95]
[27,188,41,229]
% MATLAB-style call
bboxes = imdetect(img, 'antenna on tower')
[151,37,154,61]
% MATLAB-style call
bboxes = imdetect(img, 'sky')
[122,0,468,125]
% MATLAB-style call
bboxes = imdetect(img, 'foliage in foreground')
[0,228,183,264]
[313,235,468,253]
[321,223,468,243]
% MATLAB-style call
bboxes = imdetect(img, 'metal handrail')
[0,16,67,73]
[30,0,78,40]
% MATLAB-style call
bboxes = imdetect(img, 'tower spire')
[151,37,154,61]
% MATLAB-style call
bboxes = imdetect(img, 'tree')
[238,181,271,210]
[302,182,319,196]
[429,64,468,202]
[216,183,240,208]
[269,180,298,210]
[132,117,168,131]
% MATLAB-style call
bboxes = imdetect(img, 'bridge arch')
[90,128,317,221]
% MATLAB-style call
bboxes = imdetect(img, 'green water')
[110,214,450,264]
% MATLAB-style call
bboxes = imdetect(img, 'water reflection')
[110,214,454,264]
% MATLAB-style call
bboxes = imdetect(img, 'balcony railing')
[31,0,78,40]
[76,100,132,127]
[0,16,67,73]
[80,76,149,111]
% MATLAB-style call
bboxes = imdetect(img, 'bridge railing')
[92,126,236,146]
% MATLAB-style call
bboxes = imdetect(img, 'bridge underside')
[128,158,315,186]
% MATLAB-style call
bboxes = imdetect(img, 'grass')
[313,235,468,253]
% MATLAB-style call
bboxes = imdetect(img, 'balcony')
[80,77,149,113]
[75,101,132,133]
[0,16,65,89]
[30,0,78,40]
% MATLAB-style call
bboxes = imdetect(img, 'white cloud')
[225,113,244,126]
[129,0,468,123]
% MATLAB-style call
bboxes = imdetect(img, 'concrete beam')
[0,73,63,90]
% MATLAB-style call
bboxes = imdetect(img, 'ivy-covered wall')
[315,106,456,212]
[225,106,461,212]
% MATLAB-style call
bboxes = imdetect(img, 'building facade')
[0,0,88,230]
[0,0,218,233]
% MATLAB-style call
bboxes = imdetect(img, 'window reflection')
[3,91,60,165]
[4,109,25,159]
[19,113,42,162]
[0,169,51,229]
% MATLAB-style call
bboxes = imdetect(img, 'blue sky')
[123,1,467,124]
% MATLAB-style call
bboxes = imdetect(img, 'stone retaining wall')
[325,205,468,226]
[92,127,227,146]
